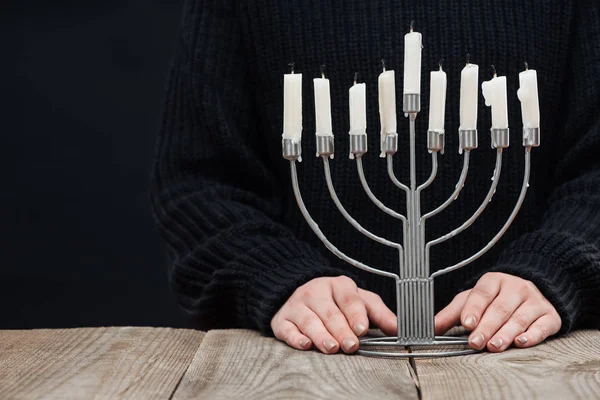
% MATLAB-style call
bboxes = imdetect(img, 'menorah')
[281,91,540,358]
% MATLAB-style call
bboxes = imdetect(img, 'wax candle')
[460,63,479,130]
[517,68,540,129]
[378,70,397,135]
[349,82,367,135]
[314,77,333,136]
[428,66,447,132]
[283,73,303,141]
[481,74,509,129]
[403,31,422,95]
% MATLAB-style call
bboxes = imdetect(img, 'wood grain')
[414,329,600,400]
[172,329,419,400]
[0,327,204,400]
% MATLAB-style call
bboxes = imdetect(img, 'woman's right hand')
[270,276,398,354]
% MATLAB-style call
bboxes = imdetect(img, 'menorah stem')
[430,147,532,279]
[414,152,438,339]
[289,160,399,280]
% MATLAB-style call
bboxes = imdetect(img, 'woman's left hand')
[434,272,562,352]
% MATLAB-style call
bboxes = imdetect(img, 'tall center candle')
[482,74,509,129]
[283,73,303,141]
[313,75,333,136]
[403,30,422,95]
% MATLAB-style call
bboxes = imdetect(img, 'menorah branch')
[421,151,471,276]
[425,148,504,273]
[289,159,400,281]
[430,147,532,279]
[322,156,404,255]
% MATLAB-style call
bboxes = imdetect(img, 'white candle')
[403,31,422,94]
[349,83,367,135]
[378,70,397,135]
[427,67,447,132]
[313,77,333,136]
[517,69,540,129]
[459,63,479,130]
[481,75,509,129]
[283,73,303,141]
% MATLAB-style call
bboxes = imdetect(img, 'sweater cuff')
[244,238,353,336]
[464,230,591,334]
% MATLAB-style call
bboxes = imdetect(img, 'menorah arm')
[417,153,439,192]
[290,160,399,280]
[387,154,410,193]
[425,149,504,270]
[322,156,403,252]
[422,151,470,222]
[356,157,406,222]
[430,148,531,279]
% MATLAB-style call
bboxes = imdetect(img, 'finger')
[515,313,562,348]
[485,301,545,352]
[469,291,526,350]
[290,305,340,354]
[306,295,359,354]
[461,273,502,331]
[331,278,369,337]
[272,319,312,350]
[435,290,470,336]
[359,288,398,336]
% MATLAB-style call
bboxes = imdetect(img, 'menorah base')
[357,336,478,358]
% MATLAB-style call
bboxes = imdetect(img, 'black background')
[1,1,187,328]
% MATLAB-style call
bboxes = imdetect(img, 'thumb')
[435,290,470,336]
[359,289,398,336]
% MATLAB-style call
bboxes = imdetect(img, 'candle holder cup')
[282,108,535,358]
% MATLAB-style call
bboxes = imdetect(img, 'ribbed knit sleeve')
[149,0,346,333]
[472,3,600,333]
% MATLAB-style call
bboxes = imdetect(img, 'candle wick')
[524,61,529,71]
[354,72,358,85]
[410,20,415,33]
[381,58,386,72]
[491,64,497,78]
[466,53,470,67]
[439,58,444,71]
[320,64,326,79]
[288,62,295,74]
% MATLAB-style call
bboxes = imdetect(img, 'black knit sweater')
[150,0,600,335]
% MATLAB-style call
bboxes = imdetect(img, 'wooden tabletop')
[0,328,598,399]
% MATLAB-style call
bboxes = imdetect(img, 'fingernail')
[470,333,485,348]
[342,338,356,352]
[354,323,367,335]
[464,314,476,329]
[324,340,337,353]
[299,338,310,348]
[489,338,503,349]
[516,336,528,345]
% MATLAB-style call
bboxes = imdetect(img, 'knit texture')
[150,0,600,335]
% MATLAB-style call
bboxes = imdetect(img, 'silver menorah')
[282,89,540,358]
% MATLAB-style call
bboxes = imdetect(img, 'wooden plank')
[172,329,419,400]
[415,329,600,400]
[0,327,204,400]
